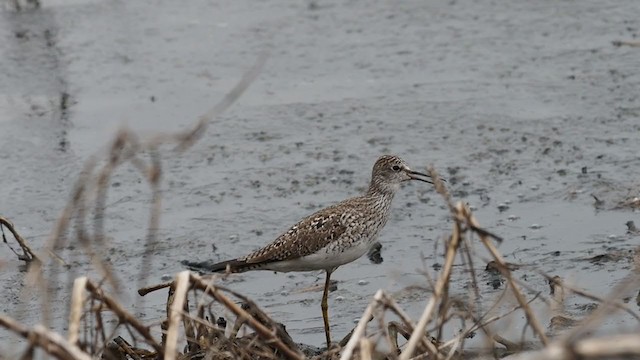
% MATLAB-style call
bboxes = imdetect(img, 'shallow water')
[1,0,639,355]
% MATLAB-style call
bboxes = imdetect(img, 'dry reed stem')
[2,50,267,353]
[188,273,304,360]
[340,289,384,360]
[394,166,544,359]
[164,271,191,360]
[612,40,640,47]
[462,206,548,345]
[359,338,373,360]
[468,250,640,350]
[440,293,540,354]
[68,276,88,346]
[387,321,435,357]
[340,289,439,359]
[19,52,268,334]
[398,203,462,360]
[574,334,640,358]
[138,280,173,296]
[241,302,299,353]
[380,292,438,355]
[387,321,408,354]
[482,259,640,329]
[242,301,297,351]
[80,278,163,355]
[0,216,40,263]
[181,294,198,354]
[111,336,147,359]
[137,147,163,296]
[505,333,640,360]
[560,272,640,344]
[201,280,300,353]
[0,314,91,360]
[144,51,269,152]
[538,271,640,321]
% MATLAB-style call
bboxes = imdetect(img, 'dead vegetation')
[2,57,640,359]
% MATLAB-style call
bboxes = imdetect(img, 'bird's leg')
[322,269,333,348]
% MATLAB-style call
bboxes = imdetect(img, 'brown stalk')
[379,291,438,355]
[0,216,39,263]
[68,276,88,346]
[0,314,91,360]
[398,202,463,360]
[504,333,640,360]
[138,281,173,296]
[537,271,640,321]
[188,273,304,360]
[164,271,191,360]
[340,289,385,360]
[462,206,549,345]
[82,278,163,355]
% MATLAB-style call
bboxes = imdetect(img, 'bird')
[182,155,434,347]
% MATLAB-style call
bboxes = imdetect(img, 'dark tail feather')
[181,258,253,274]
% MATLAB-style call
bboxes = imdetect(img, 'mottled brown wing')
[244,208,348,264]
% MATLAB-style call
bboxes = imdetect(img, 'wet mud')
[1,0,639,354]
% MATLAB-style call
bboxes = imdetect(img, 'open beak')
[405,169,433,184]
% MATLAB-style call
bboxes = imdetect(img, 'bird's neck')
[365,182,397,205]
[367,177,400,197]
[363,184,396,225]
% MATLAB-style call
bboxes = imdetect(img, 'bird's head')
[369,155,432,194]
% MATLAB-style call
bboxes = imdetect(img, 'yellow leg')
[321,269,333,348]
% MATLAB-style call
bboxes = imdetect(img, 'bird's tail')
[181,258,258,274]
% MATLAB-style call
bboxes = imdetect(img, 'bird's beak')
[405,169,433,184]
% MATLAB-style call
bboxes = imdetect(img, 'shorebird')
[182,155,433,346]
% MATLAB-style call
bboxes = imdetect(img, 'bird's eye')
[391,165,401,172]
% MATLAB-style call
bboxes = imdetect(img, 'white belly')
[262,240,374,272]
